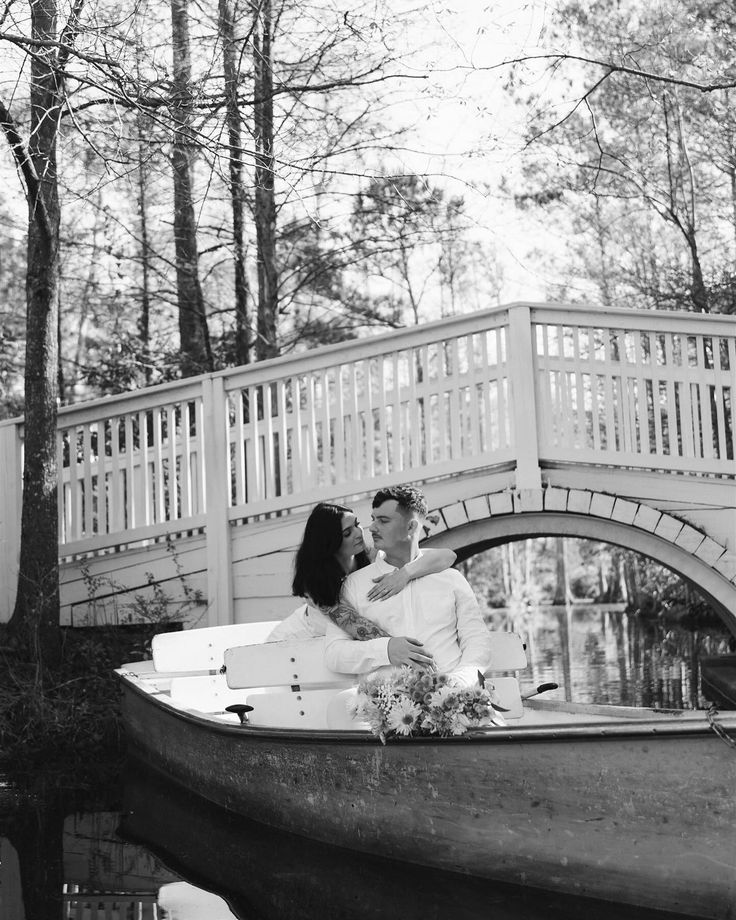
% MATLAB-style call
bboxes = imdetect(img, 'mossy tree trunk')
[0,0,85,666]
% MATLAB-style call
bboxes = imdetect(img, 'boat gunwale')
[117,667,736,746]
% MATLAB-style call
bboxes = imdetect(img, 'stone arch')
[424,488,736,632]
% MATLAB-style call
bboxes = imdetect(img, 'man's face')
[369,500,414,554]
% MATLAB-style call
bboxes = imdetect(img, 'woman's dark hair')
[291,502,369,608]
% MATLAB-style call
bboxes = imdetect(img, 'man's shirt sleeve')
[450,575,493,688]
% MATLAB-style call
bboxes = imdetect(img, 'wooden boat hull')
[119,674,736,919]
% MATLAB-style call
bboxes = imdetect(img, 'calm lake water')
[1,607,731,920]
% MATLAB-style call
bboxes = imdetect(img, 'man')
[324,485,492,688]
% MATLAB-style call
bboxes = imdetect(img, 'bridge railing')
[533,306,734,474]
[0,302,733,569]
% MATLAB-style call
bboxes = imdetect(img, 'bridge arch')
[425,488,736,632]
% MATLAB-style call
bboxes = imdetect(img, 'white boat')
[116,622,736,919]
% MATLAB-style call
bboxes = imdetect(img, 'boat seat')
[151,621,280,673]
[243,687,358,730]
[169,673,269,713]
[224,637,356,729]
[224,636,353,689]
[483,632,528,721]
[485,631,527,672]
[223,633,530,729]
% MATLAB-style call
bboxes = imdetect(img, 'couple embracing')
[269,485,492,689]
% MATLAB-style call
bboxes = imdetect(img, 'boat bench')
[483,632,527,720]
[224,637,356,729]
[150,621,280,674]
[168,673,264,714]
[221,631,529,730]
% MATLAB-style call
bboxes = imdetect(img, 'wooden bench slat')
[152,621,279,672]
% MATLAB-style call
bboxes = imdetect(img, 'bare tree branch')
[472,53,736,94]
[0,96,52,241]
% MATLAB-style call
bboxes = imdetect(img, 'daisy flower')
[386,698,421,736]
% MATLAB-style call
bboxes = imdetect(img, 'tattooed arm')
[323,595,433,674]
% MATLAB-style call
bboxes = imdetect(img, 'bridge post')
[508,304,542,491]
[202,376,233,628]
[0,420,22,622]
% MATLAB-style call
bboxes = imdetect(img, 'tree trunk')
[136,111,153,384]
[552,536,567,606]
[219,0,251,365]
[685,229,710,313]
[4,0,65,664]
[253,0,278,360]
[171,0,213,377]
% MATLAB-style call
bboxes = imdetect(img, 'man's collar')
[374,548,423,571]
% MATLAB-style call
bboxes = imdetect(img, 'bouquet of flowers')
[350,667,506,743]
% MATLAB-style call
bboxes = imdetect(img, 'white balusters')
[531,311,735,475]
[34,303,733,559]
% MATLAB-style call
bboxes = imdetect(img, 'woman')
[267,501,456,641]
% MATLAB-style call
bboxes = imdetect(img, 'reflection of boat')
[701,655,736,709]
[116,630,736,920]
[119,761,694,920]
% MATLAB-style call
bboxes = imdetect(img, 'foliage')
[0,548,197,777]
[510,0,736,313]
[1,0,444,408]
[349,174,481,324]
[80,538,205,627]
[0,624,161,778]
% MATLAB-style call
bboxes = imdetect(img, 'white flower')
[428,685,456,708]
[449,712,471,735]
[386,698,421,736]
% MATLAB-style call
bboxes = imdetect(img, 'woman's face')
[338,512,364,558]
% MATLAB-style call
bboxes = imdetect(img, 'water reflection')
[508,604,732,709]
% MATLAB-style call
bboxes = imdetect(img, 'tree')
[349,173,487,325]
[0,0,440,651]
[218,0,252,364]
[0,0,87,661]
[170,0,213,376]
[0,191,27,418]
[251,0,277,360]
[507,0,736,313]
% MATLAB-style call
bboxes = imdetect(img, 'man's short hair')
[372,485,428,518]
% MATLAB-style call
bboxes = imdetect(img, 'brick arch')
[424,488,736,631]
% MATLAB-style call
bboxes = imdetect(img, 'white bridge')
[1,302,734,631]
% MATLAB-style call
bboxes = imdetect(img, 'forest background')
[1,0,734,664]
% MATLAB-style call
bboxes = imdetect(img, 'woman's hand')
[367,567,410,601]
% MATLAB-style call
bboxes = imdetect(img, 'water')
[1,607,730,920]
[493,603,733,710]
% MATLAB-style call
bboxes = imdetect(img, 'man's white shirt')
[324,551,492,687]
